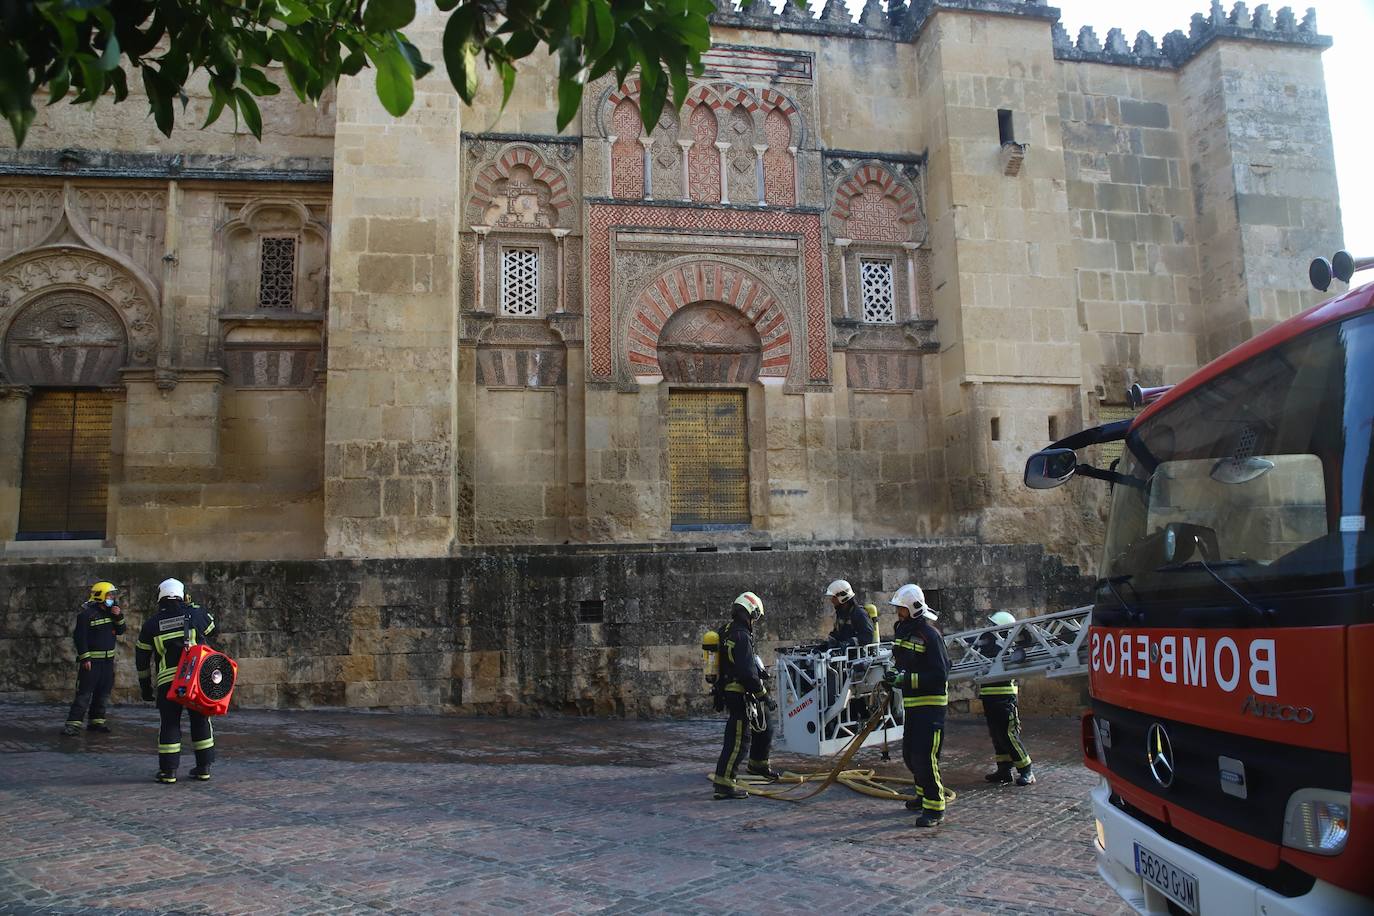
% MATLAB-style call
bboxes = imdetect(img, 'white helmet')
[888,583,937,620]
[825,579,854,602]
[157,578,186,601]
[989,611,1016,627]
[734,591,765,622]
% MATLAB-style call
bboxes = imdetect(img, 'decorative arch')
[3,290,129,386]
[831,162,922,242]
[220,197,331,312]
[0,220,161,380]
[657,303,762,383]
[687,103,720,203]
[469,144,574,226]
[610,98,645,199]
[758,88,804,145]
[624,259,791,379]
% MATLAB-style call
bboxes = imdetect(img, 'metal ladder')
[945,605,1092,685]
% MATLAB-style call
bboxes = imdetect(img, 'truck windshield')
[1101,311,1374,600]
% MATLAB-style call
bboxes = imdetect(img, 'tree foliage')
[0,0,716,147]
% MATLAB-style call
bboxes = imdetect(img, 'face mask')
[104,598,115,607]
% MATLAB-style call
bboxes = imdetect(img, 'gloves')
[140,681,154,702]
[884,668,907,688]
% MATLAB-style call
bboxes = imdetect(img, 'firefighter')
[61,581,126,736]
[711,591,779,799]
[884,583,950,827]
[976,611,1035,786]
[825,579,875,648]
[135,578,218,784]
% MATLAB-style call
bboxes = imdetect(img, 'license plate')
[1134,842,1199,915]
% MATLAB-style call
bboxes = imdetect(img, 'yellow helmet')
[89,581,118,602]
[734,591,765,622]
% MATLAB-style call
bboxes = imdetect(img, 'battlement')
[708,0,1332,68]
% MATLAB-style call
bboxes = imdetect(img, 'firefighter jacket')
[890,616,949,708]
[974,631,1019,698]
[135,598,217,690]
[73,600,125,662]
[721,615,766,695]
[827,599,875,647]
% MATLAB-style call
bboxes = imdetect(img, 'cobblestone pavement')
[0,701,1130,915]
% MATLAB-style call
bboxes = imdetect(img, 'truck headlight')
[1282,789,1350,855]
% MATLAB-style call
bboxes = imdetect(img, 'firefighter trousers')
[156,695,214,774]
[65,660,114,728]
[982,695,1031,770]
[902,705,947,813]
[714,692,774,783]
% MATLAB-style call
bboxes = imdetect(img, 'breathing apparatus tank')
[702,628,721,684]
[865,603,880,643]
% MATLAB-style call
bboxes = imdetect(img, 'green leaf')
[275,0,311,26]
[639,71,667,135]
[435,0,461,9]
[142,69,174,136]
[442,12,480,104]
[233,87,263,138]
[503,30,538,60]
[568,0,588,37]
[555,77,583,132]
[397,38,433,80]
[498,60,517,113]
[239,67,281,96]
[99,32,121,71]
[363,0,416,32]
[47,66,71,106]
[370,41,415,116]
[201,88,227,128]
[588,0,615,59]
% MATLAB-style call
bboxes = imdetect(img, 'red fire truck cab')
[1024,254,1373,915]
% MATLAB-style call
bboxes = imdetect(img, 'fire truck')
[1023,251,1373,914]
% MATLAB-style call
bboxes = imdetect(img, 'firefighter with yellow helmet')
[61,581,126,736]
[711,591,779,799]
[976,610,1035,786]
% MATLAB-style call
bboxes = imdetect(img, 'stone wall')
[0,541,1090,716]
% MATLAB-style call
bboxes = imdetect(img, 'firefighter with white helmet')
[975,610,1035,786]
[135,578,220,784]
[61,581,126,736]
[824,578,874,648]
[711,591,779,799]
[884,583,951,827]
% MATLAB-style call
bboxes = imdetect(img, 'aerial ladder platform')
[774,605,1092,756]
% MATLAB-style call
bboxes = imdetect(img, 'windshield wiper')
[1154,557,1274,622]
[1095,574,1142,623]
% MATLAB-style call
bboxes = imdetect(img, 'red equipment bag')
[166,642,238,717]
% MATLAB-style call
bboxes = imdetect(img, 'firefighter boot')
[1015,766,1036,786]
[712,778,749,800]
[985,763,1013,784]
[915,811,944,828]
[188,767,211,781]
[746,761,781,782]
[61,723,81,737]
[154,771,177,784]
[88,721,111,734]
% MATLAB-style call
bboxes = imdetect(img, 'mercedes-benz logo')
[1147,723,1175,789]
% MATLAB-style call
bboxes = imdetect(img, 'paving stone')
[0,702,1130,915]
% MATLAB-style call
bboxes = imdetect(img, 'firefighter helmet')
[888,583,937,620]
[734,591,765,622]
[825,579,855,602]
[157,578,186,601]
[989,611,1016,627]
[89,581,118,602]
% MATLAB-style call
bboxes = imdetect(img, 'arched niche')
[221,199,329,313]
[3,290,129,386]
[657,302,762,384]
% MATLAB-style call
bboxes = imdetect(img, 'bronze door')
[17,389,113,539]
[668,389,750,529]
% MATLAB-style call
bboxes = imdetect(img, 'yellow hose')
[711,692,957,805]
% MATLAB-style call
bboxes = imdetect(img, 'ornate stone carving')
[469,144,574,229]
[218,198,330,314]
[475,347,567,388]
[2,290,129,385]
[657,302,763,383]
[0,250,158,373]
[0,187,63,260]
[829,161,924,243]
[75,187,167,284]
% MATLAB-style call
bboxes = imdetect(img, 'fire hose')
[712,688,956,805]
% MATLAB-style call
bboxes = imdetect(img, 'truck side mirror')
[1024,448,1078,489]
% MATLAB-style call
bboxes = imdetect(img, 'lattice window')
[257,235,297,308]
[500,247,540,317]
[860,259,896,323]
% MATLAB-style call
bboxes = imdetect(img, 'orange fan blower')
[166,643,238,716]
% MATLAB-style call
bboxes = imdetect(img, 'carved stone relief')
[75,188,167,284]
[0,187,63,260]
[657,302,762,383]
[2,290,130,386]
[0,250,158,374]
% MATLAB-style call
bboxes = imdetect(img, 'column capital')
[677,140,693,151]
[901,241,920,251]
[833,237,852,248]
[752,144,768,157]
[550,228,573,239]
[0,384,32,401]
[713,141,731,152]
[471,224,491,237]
